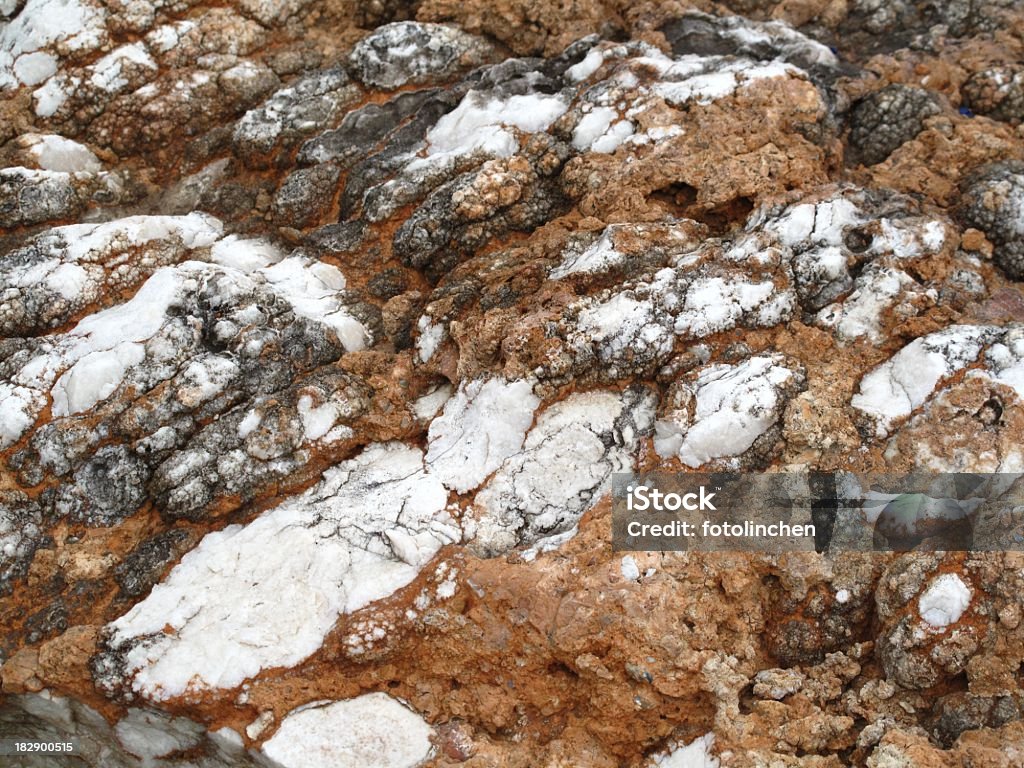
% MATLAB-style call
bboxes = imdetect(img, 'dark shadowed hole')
[844,227,874,253]
[547,661,579,678]
[702,196,755,235]
[648,182,698,217]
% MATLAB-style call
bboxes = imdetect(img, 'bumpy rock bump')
[958,161,1024,279]
[847,84,942,166]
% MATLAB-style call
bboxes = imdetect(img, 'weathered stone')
[2,1,1024,766]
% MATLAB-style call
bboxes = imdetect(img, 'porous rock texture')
[3,1,1024,766]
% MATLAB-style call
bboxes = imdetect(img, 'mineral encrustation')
[3,0,1024,766]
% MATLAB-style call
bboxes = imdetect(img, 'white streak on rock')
[426,377,540,494]
[851,325,995,437]
[106,443,455,701]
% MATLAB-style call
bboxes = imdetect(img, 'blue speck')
[959,106,975,118]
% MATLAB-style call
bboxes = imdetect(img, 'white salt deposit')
[416,316,445,362]
[655,356,798,467]
[425,377,540,493]
[551,228,624,279]
[408,90,567,170]
[209,235,282,272]
[620,555,640,581]
[261,257,370,352]
[851,325,996,437]
[87,41,155,93]
[0,0,107,89]
[107,443,456,700]
[470,389,654,554]
[919,573,971,629]
[262,694,433,768]
[25,134,101,173]
[650,733,719,768]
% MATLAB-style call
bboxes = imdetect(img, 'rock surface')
[2,1,1024,767]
